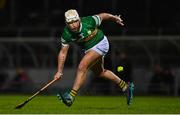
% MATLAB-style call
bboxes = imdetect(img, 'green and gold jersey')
[61,15,104,50]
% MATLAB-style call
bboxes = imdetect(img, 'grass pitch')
[0,95,180,114]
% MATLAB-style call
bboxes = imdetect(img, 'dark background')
[0,0,180,37]
[0,0,180,96]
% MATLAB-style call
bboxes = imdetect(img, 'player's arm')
[97,13,124,26]
[54,44,69,80]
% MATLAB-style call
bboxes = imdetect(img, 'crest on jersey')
[88,30,92,35]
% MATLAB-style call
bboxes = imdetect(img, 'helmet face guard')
[65,9,80,23]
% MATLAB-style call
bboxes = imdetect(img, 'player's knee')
[78,63,88,72]
[98,69,107,77]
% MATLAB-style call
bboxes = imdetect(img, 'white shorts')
[86,36,109,56]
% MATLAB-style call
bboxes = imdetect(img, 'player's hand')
[115,15,124,26]
[54,72,63,80]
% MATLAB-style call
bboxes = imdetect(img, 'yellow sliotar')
[117,66,123,72]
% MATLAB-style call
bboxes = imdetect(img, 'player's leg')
[72,51,102,91]
[91,57,127,91]
[90,57,134,105]
[58,50,102,107]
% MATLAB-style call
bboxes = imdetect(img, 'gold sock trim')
[121,82,126,87]
[70,92,76,97]
[118,80,123,87]
[70,89,77,97]
[71,90,77,95]
[118,80,127,89]
[121,83,126,88]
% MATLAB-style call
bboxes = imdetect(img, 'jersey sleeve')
[61,37,69,46]
[82,15,102,27]
[60,28,71,46]
[92,15,102,26]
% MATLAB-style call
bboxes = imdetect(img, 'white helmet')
[65,9,80,23]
